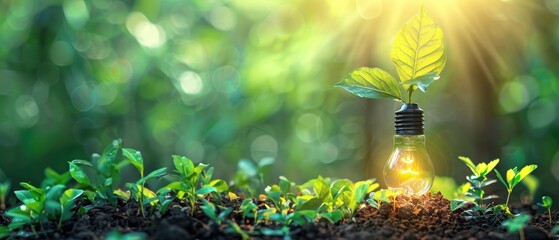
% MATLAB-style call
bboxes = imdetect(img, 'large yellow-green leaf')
[391,8,446,89]
[336,67,403,101]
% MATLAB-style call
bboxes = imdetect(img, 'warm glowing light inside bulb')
[400,155,419,176]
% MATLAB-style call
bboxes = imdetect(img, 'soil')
[1,193,556,240]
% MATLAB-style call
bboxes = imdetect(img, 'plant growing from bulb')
[336,7,446,195]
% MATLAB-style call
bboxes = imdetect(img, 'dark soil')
[1,193,556,240]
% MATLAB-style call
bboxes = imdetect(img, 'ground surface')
[1,193,555,239]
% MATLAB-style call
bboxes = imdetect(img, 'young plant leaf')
[458,156,477,176]
[336,67,403,101]
[122,148,144,177]
[494,169,509,191]
[69,161,91,185]
[512,165,537,188]
[538,196,552,209]
[450,199,468,212]
[390,7,446,89]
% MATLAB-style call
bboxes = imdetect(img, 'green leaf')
[512,165,537,188]
[200,199,216,219]
[541,196,552,209]
[336,67,403,101]
[69,162,91,186]
[313,178,332,201]
[506,168,516,185]
[96,139,121,177]
[502,213,531,233]
[351,182,370,210]
[122,148,144,177]
[136,167,167,185]
[297,197,323,211]
[172,155,194,177]
[279,176,292,195]
[494,169,509,191]
[401,72,439,92]
[390,7,446,89]
[196,186,217,195]
[450,199,469,212]
[288,210,317,225]
[208,179,228,193]
[458,156,477,176]
[486,159,500,175]
[320,209,343,223]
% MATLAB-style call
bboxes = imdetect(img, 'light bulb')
[383,103,435,195]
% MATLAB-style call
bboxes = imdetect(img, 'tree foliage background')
[1,0,558,201]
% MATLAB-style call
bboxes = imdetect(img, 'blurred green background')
[0,0,558,202]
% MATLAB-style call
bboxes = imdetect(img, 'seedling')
[158,155,228,215]
[240,198,258,222]
[57,189,84,230]
[537,196,553,224]
[494,164,538,208]
[0,180,10,210]
[6,183,84,235]
[122,148,167,218]
[502,213,531,240]
[200,199,232,225]
[367,189,396,209]
[69,139,129,206]
[456,156,499,211]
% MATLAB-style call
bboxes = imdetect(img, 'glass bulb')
[383,103,434,195]
[383,135,434,195]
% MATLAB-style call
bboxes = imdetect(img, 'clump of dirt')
[1,193,555,239]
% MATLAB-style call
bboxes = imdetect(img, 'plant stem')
[140,182,145,218]
[407,87,414,103]
[519,228,525,240]
[549,208,552,225]
[505,191,511,209]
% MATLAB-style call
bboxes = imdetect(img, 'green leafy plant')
[200,199,232,225]
[158,155,228,215]
[453,156,499,212]
[6,183,84,235]
[367,189,396,209]
[502,213,531,240]
[0,180,10,210]
[494,164,538,208]
[68,139,128,206]
[537,196,553,224]
[336,7,446,103]
[122,148,167,218]
[240,198,258,222]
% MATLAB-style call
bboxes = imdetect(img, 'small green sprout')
[200,199,232,225]
[69,139,129,206]
[57,189,84,230]
[0,180,10,210]
[502,213,531,240]
[158,155,228,215]
[537,196,553,224]
[367,189,395,209]
[122,148,167,218]
[494,164,538,208]
[240,198,258,222]
[457,156,499,211]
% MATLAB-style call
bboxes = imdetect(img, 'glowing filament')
[401,168,419,175]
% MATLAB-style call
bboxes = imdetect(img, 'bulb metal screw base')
[395,103,424,135]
